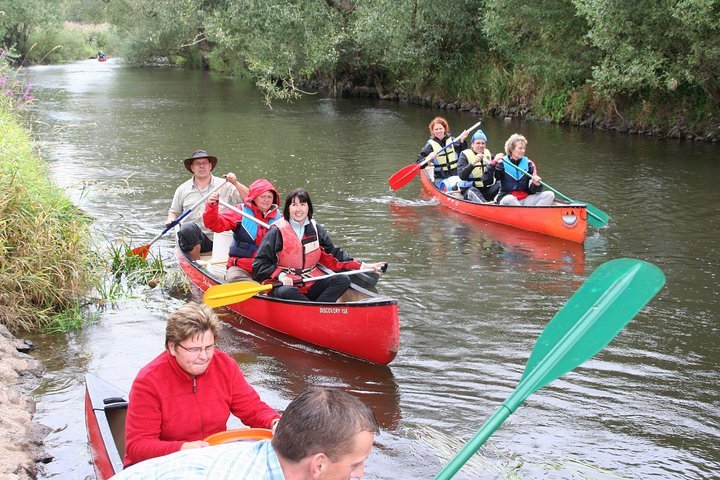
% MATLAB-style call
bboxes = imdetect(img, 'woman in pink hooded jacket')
[203,178,282,282]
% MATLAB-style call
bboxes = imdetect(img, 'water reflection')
[388,198,585,276]
[23,61,720,480]
[218,312,401,430]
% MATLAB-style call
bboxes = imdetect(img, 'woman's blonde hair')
[165,302,220,348]
[504,133,528,156]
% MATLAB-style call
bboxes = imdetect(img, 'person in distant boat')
[114,387,378,480]
[167,150,249,260]
[482,133,555,206]
[456,129,500,203]
[417,116,470,180]
[252,188,386,302]
[203,178,282,282]
[123,302,280,467]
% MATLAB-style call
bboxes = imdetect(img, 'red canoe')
[85,374,127,480]
[177,246,400,365]
[419,169,587,243]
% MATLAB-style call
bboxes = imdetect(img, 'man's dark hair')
[272,387,378,462]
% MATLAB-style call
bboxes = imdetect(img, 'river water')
[23,60,718,479]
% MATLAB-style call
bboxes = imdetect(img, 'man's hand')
[180,440,209,450]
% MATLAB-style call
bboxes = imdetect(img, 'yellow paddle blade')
[203,282,272,308]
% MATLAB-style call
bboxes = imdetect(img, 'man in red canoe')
[167,150,249,260]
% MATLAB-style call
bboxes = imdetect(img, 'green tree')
[573,0,720,101]
[483,0,596,88]
[0,0,58,59]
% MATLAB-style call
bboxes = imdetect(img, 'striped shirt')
[112,440,284,480]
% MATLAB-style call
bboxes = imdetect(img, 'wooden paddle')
[388,121,482,191]
[203,267,386,308]
[434,258,665,479]
[128,179,229,259]
[499,158,610,228]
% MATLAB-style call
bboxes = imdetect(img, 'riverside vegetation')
[2,0,718,139]
[0,54,173,478]
[0,51,172,334]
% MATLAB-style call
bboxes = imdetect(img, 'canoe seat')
[105,398,128,460]
[336,288,370,303]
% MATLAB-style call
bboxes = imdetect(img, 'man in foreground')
[112,387,379,479]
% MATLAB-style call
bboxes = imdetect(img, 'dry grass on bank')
[0,107,95,332]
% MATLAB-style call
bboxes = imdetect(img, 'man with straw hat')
[166,150,249,260]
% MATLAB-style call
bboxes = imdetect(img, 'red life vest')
[275,219,323,291]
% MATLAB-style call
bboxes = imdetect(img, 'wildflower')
[0,76,7,85]
[23,83,32,99]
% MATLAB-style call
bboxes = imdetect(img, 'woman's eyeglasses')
[177,343,217,355]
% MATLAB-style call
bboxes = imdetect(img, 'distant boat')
[98,54,107,62]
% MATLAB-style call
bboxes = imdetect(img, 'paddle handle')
[218,199,271,229]
[286,267,384,285]
[434,404,512,480]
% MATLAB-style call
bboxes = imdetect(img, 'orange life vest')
[275,219,324,289]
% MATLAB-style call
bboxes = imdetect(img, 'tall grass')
[0,105,96,332]
[0,53,188,333]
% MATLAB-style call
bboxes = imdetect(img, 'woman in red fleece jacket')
[123,302,280,466]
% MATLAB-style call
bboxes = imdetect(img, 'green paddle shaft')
[434,258,665,480]
[499,158,609,228]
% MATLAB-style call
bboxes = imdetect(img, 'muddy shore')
[0,325,50,480]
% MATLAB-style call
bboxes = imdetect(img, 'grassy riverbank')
[0,97,95,333]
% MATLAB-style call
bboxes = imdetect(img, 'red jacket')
[203,178,281,272]
[123,349,280,466]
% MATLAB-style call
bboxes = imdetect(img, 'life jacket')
[500,156,532,201]
[228,205,281,259]
[275,219,323,291]
[428,137,458,175]
[457,149,492,189]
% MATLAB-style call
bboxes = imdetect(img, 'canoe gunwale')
[419,169,587,243]
[85,374,127,480]
[176,245,400,364]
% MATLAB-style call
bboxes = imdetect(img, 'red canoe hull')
[419,169,587,243]
[84,374,127,480]
[177,247,400,365]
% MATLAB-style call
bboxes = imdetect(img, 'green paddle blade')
[514,258,665,407]
[585,203,609,228]
[434,258,665,480]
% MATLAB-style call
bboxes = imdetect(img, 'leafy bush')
[26,24,96,63]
